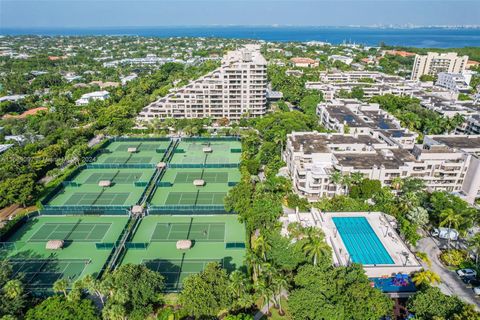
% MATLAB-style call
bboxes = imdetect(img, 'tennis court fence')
[95,242,117,250]
[0,241,25,251]
[87,163,155,169]
[112,137,171,142]
[156,182,173,187]
[182,136,240,142]
[125,242,149,249]
[41,205,130,215]
[148,205,229,215]
[168,163,239,169]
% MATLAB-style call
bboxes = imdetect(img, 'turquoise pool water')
[332,216,394,265]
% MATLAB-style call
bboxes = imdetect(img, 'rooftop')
[288,132,383,154]
[428,135,480,150]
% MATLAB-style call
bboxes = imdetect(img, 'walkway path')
[417,237,479,308]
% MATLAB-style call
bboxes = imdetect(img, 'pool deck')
[319,211,422,278]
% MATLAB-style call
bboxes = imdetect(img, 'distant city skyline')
[1,0,479,28]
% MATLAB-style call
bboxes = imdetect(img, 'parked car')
[432,227,459,240]
[457,269,477,278]
[463,277,480,287]
[473,287,480,295]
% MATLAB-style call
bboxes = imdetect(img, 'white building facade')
[436,72,471,93]
[283,132,480,204]
[137,45,267,121]
[411,52,468,81]
[75,90,110,106]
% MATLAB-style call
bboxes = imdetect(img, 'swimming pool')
[332,216,394,265]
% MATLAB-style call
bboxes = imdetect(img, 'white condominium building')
[75,90,110,106]
[436,72,472,93]
[317,99,418,149]
[283,132,480,204]
[411,52,468,81]
[137,45,267,121]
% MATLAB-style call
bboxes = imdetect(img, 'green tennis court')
[143,258,223,290]
[180,155,207,164]
[64,192,129,206]
[10,258,89,289]
[28,222,111,242]
[150,222,225,242]
[114,142,159,152]
[174,171,228,183]
[103,156,153,164]
[196,193,226,205]
[164,192,226,205]
[186,142,211,151]
[84,172,144,184]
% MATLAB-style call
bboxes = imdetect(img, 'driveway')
[417,236,480,308]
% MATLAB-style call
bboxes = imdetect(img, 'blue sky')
[1,0,479,28]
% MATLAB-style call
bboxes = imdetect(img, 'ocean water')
[1,26,480,48]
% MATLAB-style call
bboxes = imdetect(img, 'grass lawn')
[259,297,291,320]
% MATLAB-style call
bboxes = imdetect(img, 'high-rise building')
[411,52,468,80]
[137,44,267,122]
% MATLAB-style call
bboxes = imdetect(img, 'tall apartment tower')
[411,52,468,80]
[137,44,267,122]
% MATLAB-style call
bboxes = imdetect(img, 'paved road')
[417,237,480,308]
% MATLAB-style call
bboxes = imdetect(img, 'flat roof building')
[75,90,110,106]
[317,99,418,149]
[283,132,480,204]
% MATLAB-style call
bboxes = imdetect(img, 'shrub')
[440,249,468,267]
[285,193,311,211]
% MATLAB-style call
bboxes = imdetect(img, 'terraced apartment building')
[283,132,480,204]
[137,44,267,121]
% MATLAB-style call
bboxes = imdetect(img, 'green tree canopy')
[101,264,164,320]
[25,296,100,320]
[288,264,392,320]
[179,262,234,318]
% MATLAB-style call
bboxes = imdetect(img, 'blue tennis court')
[333,217,394,265]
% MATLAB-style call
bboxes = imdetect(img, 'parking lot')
[417,236,480,308]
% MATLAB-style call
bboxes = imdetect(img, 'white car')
[474,287,480,296]
[456,269,477,278]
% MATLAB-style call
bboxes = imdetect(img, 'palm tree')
[245,251,262,282]
[391,176,404,191]
[272,273,289,316]
[303,229,330,266]
[468,233,480,266]
[53,278,68,297]
[287,222,306,240]
[350,171,364,185]
[102,303,127,320]
[341,174,352,193]
[439,208,462,248]
[330,171,342,191]
[412,269,441,287]
[252,234,271,261]
[3,280,23,299]
[82,274,106,306]
[407,207,429,227]
[254,279,275,317]
[229,271,253,311]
